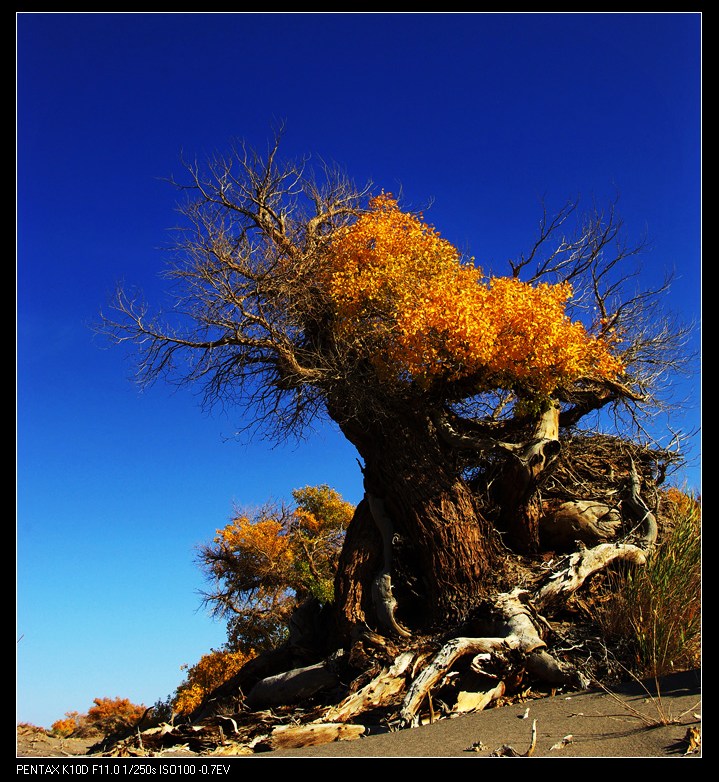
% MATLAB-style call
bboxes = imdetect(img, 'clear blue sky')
[17,12,701,729]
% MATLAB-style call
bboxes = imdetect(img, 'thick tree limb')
[622,458,658,547]
[540,500,622,551]
[431,411,523,454]
[258,722,365,751]
[399,635,529,727]
[324,651,415,723]
[245,651,343,709]
[533,542,647,612]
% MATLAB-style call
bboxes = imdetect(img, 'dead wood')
[399,635,529,727]
[533,542,647,612]
[324,651,414,722]
[257,722,365,751]
[98,537,658,755]
[245,654,342,709]
[623,458,658,547]
[454,680,506,714]
[540,500,622,551]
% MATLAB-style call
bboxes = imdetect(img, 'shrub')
[50,713,82,737]
[173,648,254,716]
[84,697,147,735]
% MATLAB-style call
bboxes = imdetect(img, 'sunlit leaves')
[50,713,83,738]
[173,649,253,716]
[198,485,354,653]
[51,698,147,738]
[324,194,624,396]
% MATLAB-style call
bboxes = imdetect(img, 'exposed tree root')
[93,539,650,757]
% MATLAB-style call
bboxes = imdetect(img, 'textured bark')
[245,657,341,709]
[260,723,365,750]
[399,636,528,727]
[324,652,415,722]
[534,542,648,612]
[397,583,589,727]
[333,406,504,638]
[624,459,658,547]
[366,491,412,638]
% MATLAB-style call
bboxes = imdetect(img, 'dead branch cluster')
[544,432,680,503]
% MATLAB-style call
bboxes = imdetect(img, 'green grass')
[597,490,701,678]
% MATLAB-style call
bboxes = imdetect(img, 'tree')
[99,131,695,746]
[171,485,353,717]
[197,484,354,653]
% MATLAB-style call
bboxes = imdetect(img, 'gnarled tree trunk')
[494,401,561,554]
[333,406,504,640]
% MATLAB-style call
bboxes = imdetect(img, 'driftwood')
[258,722,365,751]
[325,651,415,722]
[245,653,342,709]
[398,635,532,727]
[397,537,648,728]
[454,680,506,714]
[534,542,647,612]
[397,582,582,727]
[97,534,658,756]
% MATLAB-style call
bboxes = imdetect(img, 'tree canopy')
[324,193,624,396]
[100,132,692,452]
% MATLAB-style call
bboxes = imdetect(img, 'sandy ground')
[16,669,701,760]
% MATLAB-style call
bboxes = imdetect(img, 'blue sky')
[17,12,701,729]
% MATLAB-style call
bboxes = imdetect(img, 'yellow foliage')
[325,194,623,395]
[662,486,701,520]
[50,699,146,738]
[291,484,354,535]
[85,697,146,733]
[198,485,353,652]
[173,649,253,715]
[50,715,80,737]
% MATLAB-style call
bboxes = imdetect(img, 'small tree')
[50,712,83,738]
[84,697,147,735]
[197,484,353,653]
[50,698,147,739]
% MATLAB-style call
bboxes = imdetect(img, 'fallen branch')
[399,635,529,727]
[324,651,415,723]
[245,651,343,709]
[257,722,365,751]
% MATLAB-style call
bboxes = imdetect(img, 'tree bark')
[495,401,561,554]
[332,405,504,639]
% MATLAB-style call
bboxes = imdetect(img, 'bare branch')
[97,134,370,442]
